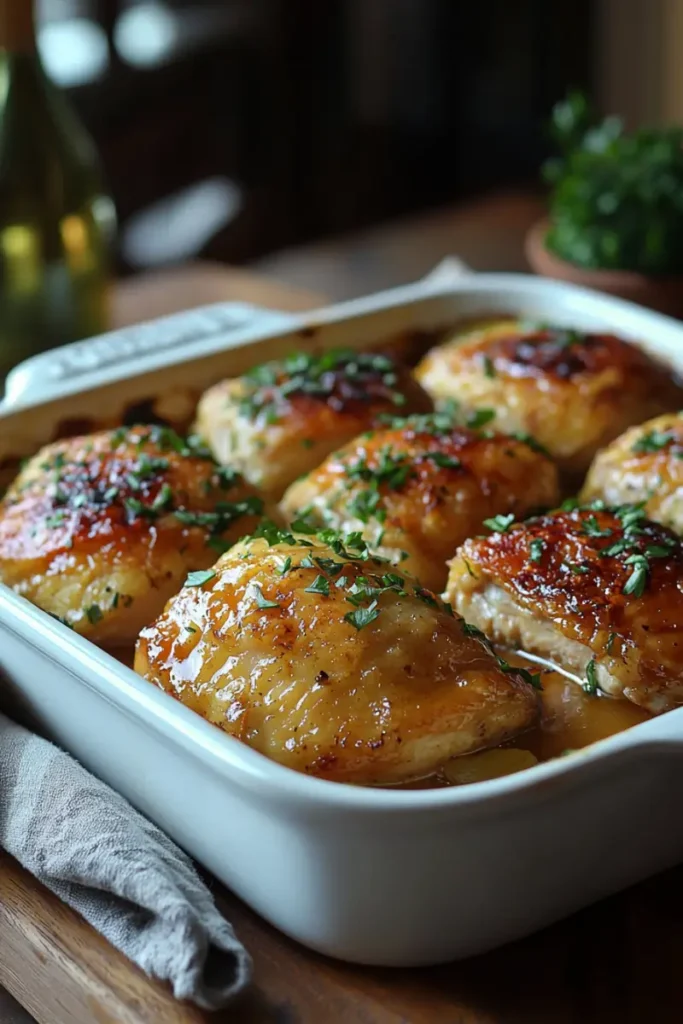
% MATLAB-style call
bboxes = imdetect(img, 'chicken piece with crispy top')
[0,426,265,645]
[135,526,540,784]
[280,410,559,592]
[416,321,682,485]
[581,412,683,534]
[446,503,683,714]
[195,348,432,501]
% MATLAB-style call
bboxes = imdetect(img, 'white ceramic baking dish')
[2,267,683,968]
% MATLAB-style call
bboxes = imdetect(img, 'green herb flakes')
[252,584,280,609]
[529,538,545,563]
[483,512,515,533]
[344,605,380,630]
[483,355,496,378]
[184,569,217,588]
[584,658,599,695]
[85,604,104,625]
[304,574,330,596]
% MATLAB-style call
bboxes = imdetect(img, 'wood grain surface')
[2,196,681,1024]
[4,846,683,1024]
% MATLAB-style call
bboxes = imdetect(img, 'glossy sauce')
[117,635,651,788]
[395,653,651,789]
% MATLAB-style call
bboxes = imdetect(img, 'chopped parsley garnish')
[152,483,173,511]
[251,584,280,609]
[483,512,515,533]
[289,514,318,535]
[462,622,542,689]
[124,496,158,520]
[632,430,676,454]
[344,605,380,630]
[529,538,545,563]
[146,427,213,460]
[584,658,599,695]
[561,497,580,511]
[512,432,550,456]
[425,452,462,470]
[348,487,384,524]
[110,427,128,448]
[466,408,496,429]
[184,569,217,588]
[623,553,649,597]
[304,574,330,596]
[581,515,612,538]
[347,447,414,490]
[462,621,489,643]
[246,519,297,547]
[85,604,104,625]
[238,349,404,423]
[278,556,292,575]
[483,355,496,378]
[214,466,240,490]
[496,655,543,691]
[314,556,344,576]
[45,511,67,528]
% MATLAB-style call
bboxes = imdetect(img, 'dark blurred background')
[36,0,596,276]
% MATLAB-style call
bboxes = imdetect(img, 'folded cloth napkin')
[0,712,252,1011]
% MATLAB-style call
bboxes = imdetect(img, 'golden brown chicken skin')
[416,322,682,485]
[195,349,432,501]
[446,504,683,714]
[135,527,540,784]
[0,426,265,645]
[280,412,560,593]
[581,413,683,533]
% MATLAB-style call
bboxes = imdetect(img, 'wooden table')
[3,190,682,1024]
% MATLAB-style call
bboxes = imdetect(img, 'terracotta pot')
[525,218,683,319]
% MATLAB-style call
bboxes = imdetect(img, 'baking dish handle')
[2,259,473,409]
[1,302,299,409]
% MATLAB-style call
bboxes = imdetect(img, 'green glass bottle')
[0,0,116,380]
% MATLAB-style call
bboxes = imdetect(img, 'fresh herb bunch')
[543,91,683,274]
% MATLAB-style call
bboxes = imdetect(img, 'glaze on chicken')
[195,348,432,500]
[582,412,683,533]
[135,527,540,783]
[280,412,560,592]
[0,426,264,644]
[446,504,683,713]
[416,321,683,484]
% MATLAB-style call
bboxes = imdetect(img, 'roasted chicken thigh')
[280,412,559,592]
[416,322,682,483]
[195,349,432,500]
[135,527,540,783]
[582,412,683,533]
[446,504,683,713]
[0,426,264,644]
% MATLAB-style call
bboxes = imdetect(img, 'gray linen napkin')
[0,711,252,1010]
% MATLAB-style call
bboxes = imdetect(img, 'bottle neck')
[0,1,36,53]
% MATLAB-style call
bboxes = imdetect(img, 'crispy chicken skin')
[195,349,432,501]
[0,426,265,645]
[416,322,682,483]
[135,530,540,784]
[581,413,683,533]
[446,505,683,713]
[280,415,560,592]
